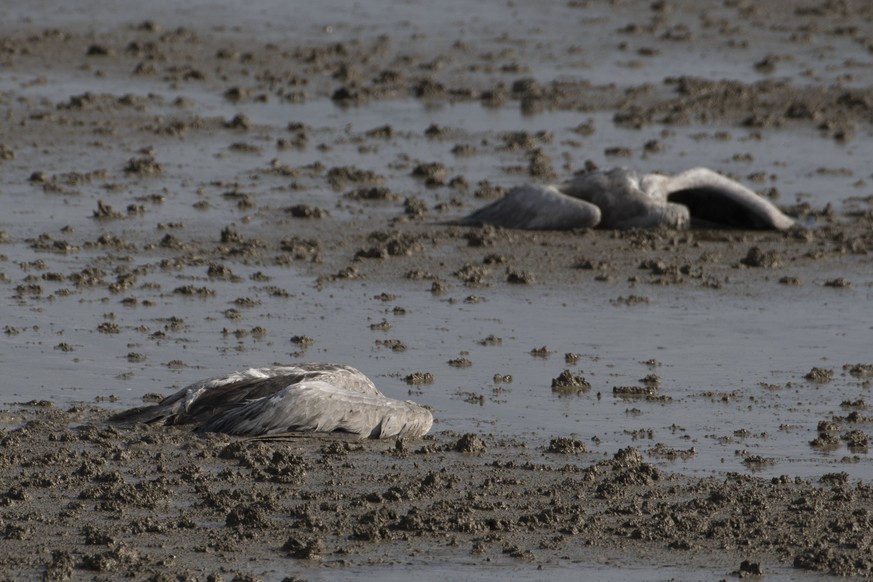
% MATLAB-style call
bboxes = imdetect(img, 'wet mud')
[3,404,873,580]
[2,0,873,579]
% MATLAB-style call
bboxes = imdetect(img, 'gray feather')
[113,363,432,439]
[459,184,601,230]
[460,167,793,231]
[654,167,795,230]
[558,168,689,229]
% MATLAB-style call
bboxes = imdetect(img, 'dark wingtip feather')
[109,405,172,425]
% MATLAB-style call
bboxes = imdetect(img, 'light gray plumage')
[461,167,794,231]
[114,363,433,439]
[465,183,602,230]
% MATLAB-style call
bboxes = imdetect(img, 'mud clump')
[447,356,472,368]
[285,204,329,219]
[356,231,425,259]
[453,433,486,453]
[375,338,406,352]
[794,549,873,577]
[610,295,651,306]
[345,186,400,202]
[411,162,448,186]
[613,385,658,397]
[647,443,696,460]
[225,503,273,528]
[326,166,385,189]
[283,535,324,560]
[506,269,536,285]
[805,367,834,383]
[404,371,435,385]
[546,437,587,454]
[842,430,869,451]
[290,335,314,347]
[737,560,764,577]
[844,363,873,378]
[741,246,782,268]
[824,277,852,288]
[550,369,591,394]
[123,157,162,176]
[530,345,550,358]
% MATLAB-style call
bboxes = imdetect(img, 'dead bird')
[114,363,433,439]
[459,167,794,231]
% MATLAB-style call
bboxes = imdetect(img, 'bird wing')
[113,373,299,426]
[460,184,601,230]
[559,168,688,229]
[304,364,381,396]
[657,168,794,230]
[113,363,380,426]
[199,381,433,438]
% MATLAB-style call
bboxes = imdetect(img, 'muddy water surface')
[2,0,873,579]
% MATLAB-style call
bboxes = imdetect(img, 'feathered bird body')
[461,167,794,231]
[115,363,432,439]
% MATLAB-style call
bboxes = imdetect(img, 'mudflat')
[2,403,873,580]
[1,0,872,579]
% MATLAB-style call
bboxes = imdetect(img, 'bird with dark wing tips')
[114,363,433,439]
[459,167,794,231]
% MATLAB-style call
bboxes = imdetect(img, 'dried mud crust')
[1,405,873,580]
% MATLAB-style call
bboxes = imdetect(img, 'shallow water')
[3,252,872,480]
[243,556,823,582]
